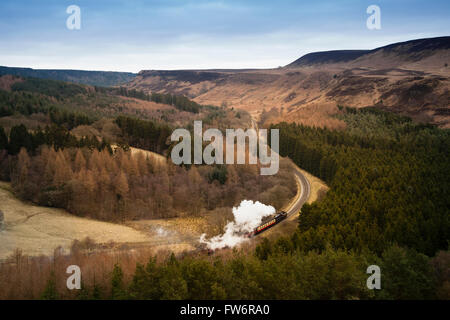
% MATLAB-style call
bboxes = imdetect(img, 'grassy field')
[0,179,210,260]
[0,181,153,260]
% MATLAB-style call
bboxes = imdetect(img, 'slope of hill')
[287,36,450,69]
[287,50,369,67]
[0,66,136,87]
[127,36,450,128]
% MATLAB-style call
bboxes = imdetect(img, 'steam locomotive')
[199,211,289,255]
[247,211,288,237]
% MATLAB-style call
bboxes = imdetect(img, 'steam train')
[199,211,289,255]
[247,211,288,237]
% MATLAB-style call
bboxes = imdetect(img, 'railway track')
[286,170,311,218]
[251,115,311,221]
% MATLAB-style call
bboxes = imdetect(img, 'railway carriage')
[248,211,287,237]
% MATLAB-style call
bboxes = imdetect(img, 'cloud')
[0,0,449,71]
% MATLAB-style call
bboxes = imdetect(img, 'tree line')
[11,77,87,99]
[2,241,446,300]
[0,124,110,156]
[114,116,173,154]
[5,144,295,222]
[0,89,94,129]
[97,86,204,113]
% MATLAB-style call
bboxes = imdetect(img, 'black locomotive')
[248,211,288,237]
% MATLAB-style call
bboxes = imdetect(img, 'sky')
[0,0,449,72]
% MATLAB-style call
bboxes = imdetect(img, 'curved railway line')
[286,170,311,218]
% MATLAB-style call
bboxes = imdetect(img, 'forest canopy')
[271,107,450,256]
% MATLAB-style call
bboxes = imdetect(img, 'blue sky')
[0,0,448,72]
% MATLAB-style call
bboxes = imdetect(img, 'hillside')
[287,50,369,67]
[0,75,248,133]
[127,36,450,128]
[0,66,136,87]
[287,36,450,69]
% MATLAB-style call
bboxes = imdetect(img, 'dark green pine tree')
[0,126,8,150]
[41,271,59,300]
[8,124,32,155]
[110,264,126,299]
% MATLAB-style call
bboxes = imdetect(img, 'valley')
[0,35,448,300]
[127,37,450,128]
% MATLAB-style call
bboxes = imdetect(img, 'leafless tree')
[0,209,4,230]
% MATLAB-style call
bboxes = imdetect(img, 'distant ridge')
[0,66,136,87]
[376,36,450,55]
[287,50,369,67]
[286,36,450,67]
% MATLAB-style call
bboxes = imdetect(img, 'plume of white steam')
[200,200,275,250]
